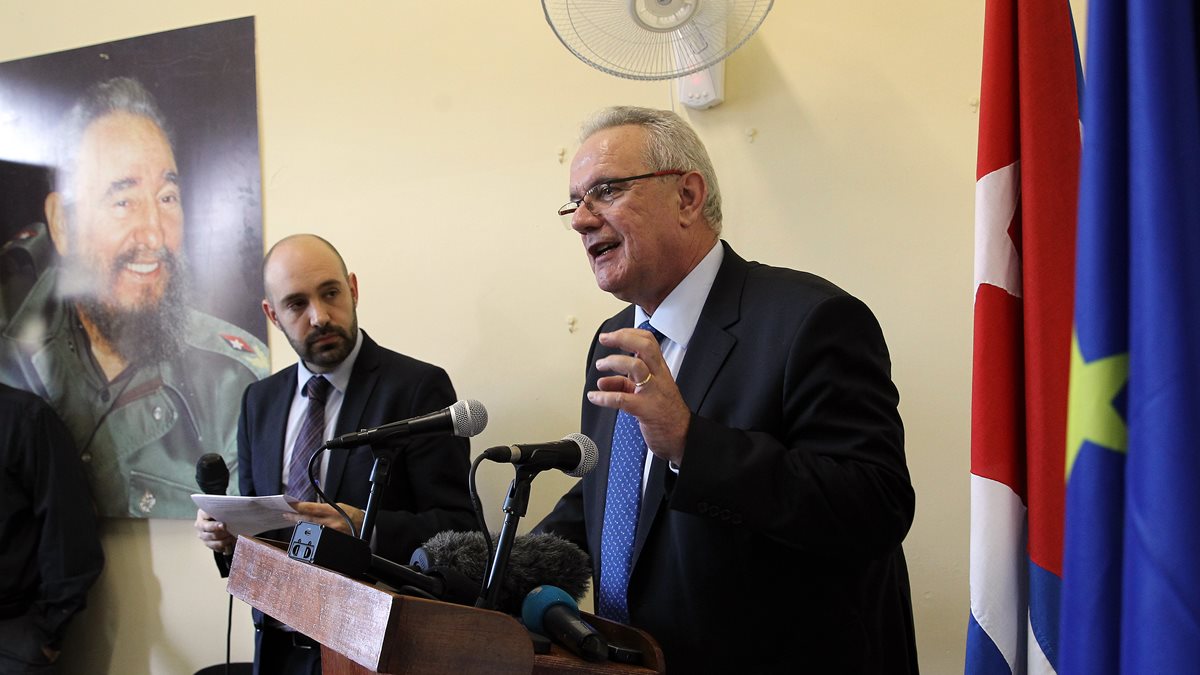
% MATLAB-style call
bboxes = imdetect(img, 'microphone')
[522,585,608,663]
[195,453,232,578]
[410,530,591,614]
[481,433,598,477]
[324,399,488,449]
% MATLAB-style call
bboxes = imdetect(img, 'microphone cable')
[224,592,233,675]
[467,452,495,598]
[305,445,357,537]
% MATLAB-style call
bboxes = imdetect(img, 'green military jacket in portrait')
[0,223,269,518]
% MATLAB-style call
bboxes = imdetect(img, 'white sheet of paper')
[191,494,300,538]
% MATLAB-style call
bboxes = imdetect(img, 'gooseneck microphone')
[522,585,609,662]
[195,453,232,578]
[410,531,592,614]
[324,399,488,449]
[481,433,599,477]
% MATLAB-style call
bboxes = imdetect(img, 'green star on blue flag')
[1059,0,1200,672]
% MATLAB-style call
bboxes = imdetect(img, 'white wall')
[0,1,1012,672]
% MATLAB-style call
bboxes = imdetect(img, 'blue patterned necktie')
[287,375,332,502]
[597,321,664,624]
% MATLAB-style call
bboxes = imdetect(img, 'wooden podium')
[226,536,664,674]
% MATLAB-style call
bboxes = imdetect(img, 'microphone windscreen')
[562,433,599,477]
[450,399,488,437]
[521,585,578,635]
[195,453,229,494]
[417,530,591,614]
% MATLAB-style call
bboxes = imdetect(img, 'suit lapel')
[631,243,747,565]
[631,456,666,565]
[261,367,297,494]
[324,333,381,500]
[675,245,746,412]
[588,310,627,548]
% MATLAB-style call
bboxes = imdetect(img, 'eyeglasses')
[558,169,686,227]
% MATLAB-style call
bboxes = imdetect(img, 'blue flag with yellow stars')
[1059,0,1200,672]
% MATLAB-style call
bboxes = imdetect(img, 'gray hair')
[53,77,173,204]
[580,106,722,234]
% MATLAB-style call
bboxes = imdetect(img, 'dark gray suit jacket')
[538,243,917,674]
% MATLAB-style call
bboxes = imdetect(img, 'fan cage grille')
[543,0,774,81]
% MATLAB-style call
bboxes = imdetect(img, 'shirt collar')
[296,328,363,395]
[635,241,724,347]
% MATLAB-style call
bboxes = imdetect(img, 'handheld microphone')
[196,452,230,494]
[410,531,591,614]
[324,399,488,449]
[195,453,232,578]
[522,585,609,663]
[481,433,598,477]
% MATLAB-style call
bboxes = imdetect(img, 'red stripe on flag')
[1013,0,1077,578]
[973,0,1077,578]
[972,284,1027,499]
[977,0,1019,180]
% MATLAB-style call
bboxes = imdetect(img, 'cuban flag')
[967,0,1081,672]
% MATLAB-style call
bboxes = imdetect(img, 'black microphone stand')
[213,549,231,578]
[478,465,540,611]
[359,446,395,542]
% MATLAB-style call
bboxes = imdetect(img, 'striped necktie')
[287,375,332,502]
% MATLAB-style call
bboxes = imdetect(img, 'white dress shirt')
[630,241,724,483]
[280,328,364,493]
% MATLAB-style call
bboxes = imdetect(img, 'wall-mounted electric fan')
[542,0,774,108]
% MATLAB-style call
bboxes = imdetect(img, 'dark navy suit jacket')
[538,243,918,674]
